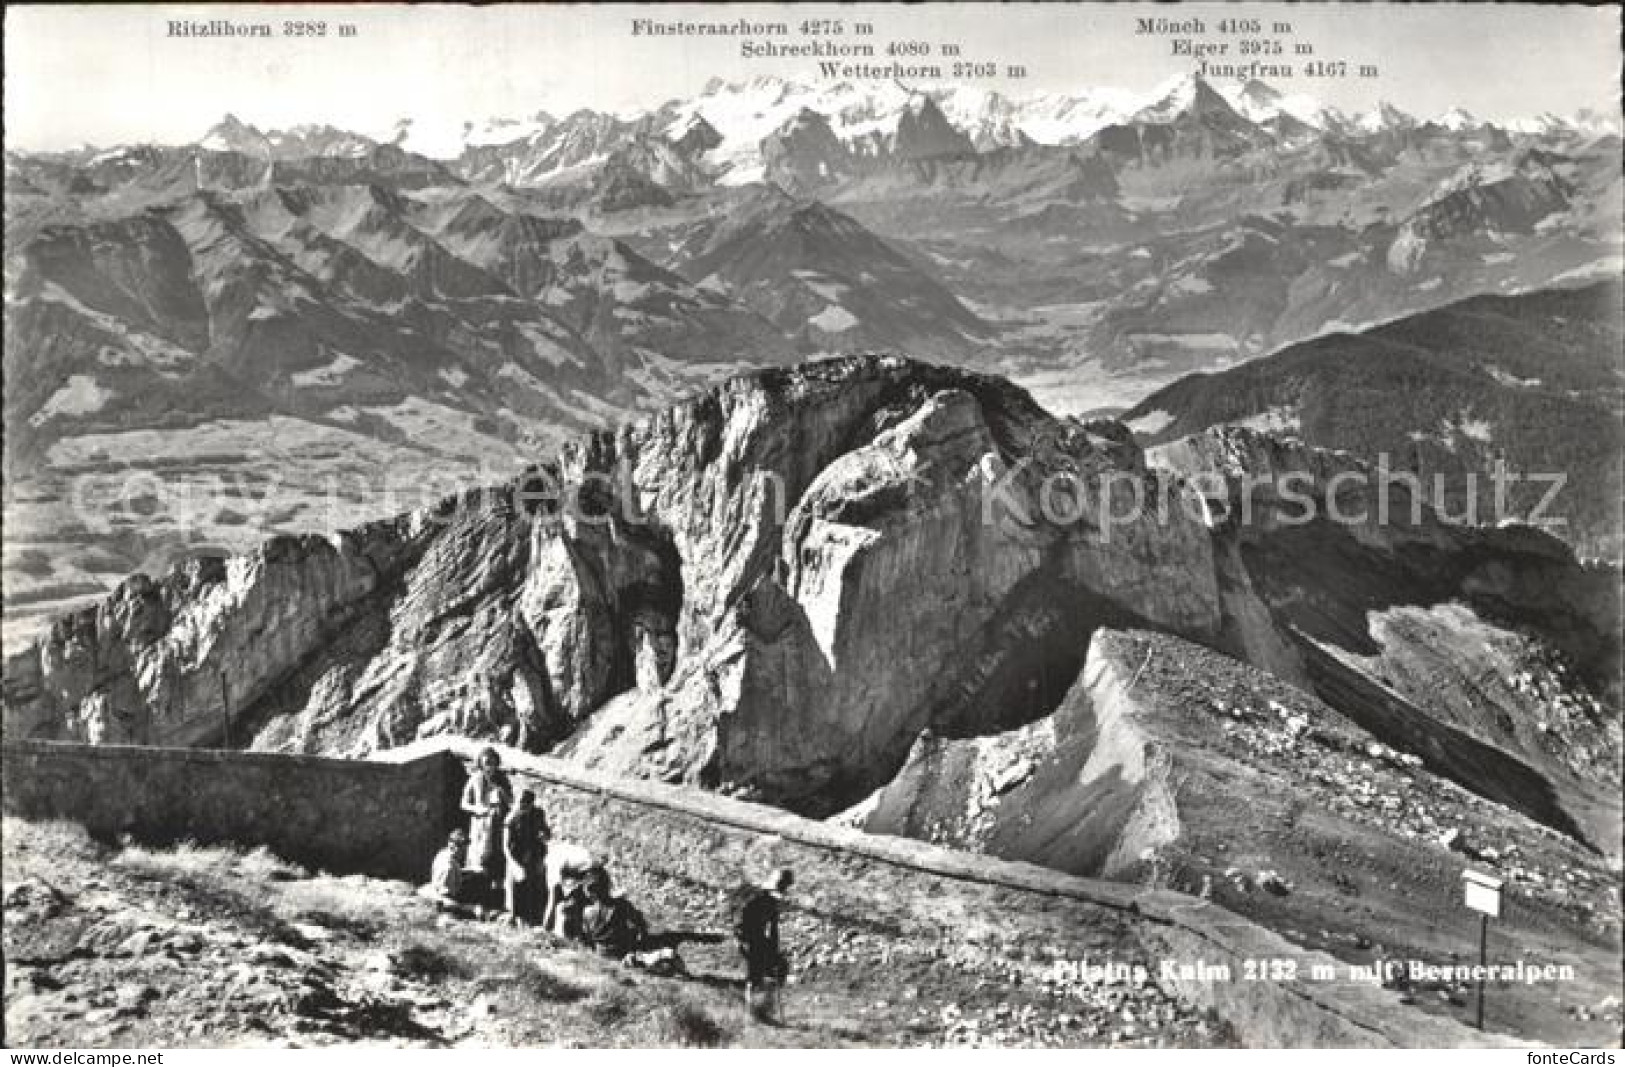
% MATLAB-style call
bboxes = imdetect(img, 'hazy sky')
[6,3,1620,150]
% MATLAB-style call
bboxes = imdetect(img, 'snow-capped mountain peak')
[1135,73,1200,122]
[1225,78,1283,122]
[1436,107,1480,131]
[1214,78,1344,133]
[199,114,270,155]
[376,111,560,158]
[157,77,1616,198]
[1505,112,1571,136]
[1569,107,1623,137]
[1132,73,1243,125]
[929,86,1031,150]
[1012,86,1144,143]
[1354,100,1417,134]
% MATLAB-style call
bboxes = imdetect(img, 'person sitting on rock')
[461,746,512,901]
[735,868,792,1021]
[579,867,648,959]
[552,866,594,941]
[542,842,604,936]
[420,829,471,905]
[503,789,550,926]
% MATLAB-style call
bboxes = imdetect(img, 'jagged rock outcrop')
[3,356,1221,814]
[846,628,1183,878]
[3,521,427,748]
[887,97,978,161]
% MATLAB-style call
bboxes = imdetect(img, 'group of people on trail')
[426,748,553,925]
[420,747,793,1019]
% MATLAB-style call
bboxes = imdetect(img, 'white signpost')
[1462,870,1503,1030]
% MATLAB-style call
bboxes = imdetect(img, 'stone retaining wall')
[1,740,457,882]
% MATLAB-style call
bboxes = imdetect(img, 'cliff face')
[3,355,1222,813]
[558,385,1221,811]
[3,524,426,748]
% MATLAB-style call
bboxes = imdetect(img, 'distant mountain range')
[4,185,794,472]
[380,75,1619,184]
[4,65,1622,1043]
[17,73,1621,197]
[5,73,1621,647]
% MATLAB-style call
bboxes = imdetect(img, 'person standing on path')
[735,868,793,1022]
[461,747,512,901]
[503,788,550,925]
